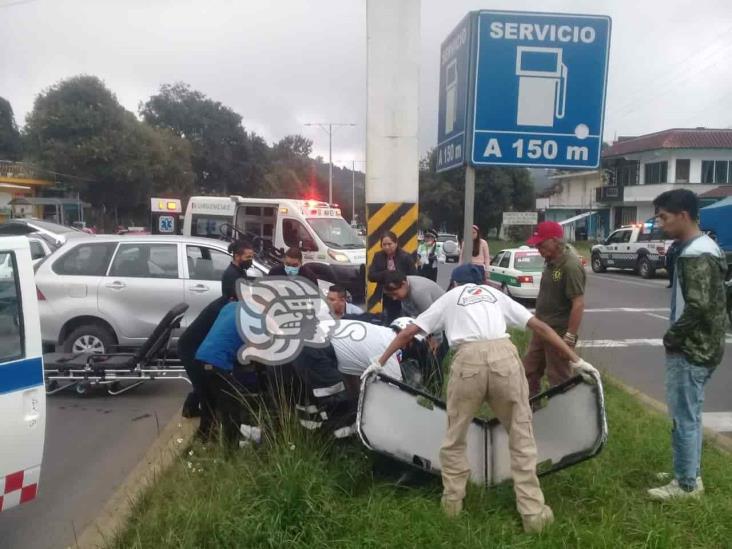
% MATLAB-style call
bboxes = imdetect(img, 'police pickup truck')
[591,221,672,279]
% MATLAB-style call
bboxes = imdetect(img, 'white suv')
[35,235,268,353]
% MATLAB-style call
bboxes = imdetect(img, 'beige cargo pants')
[440,338,545,516]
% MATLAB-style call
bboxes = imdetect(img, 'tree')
[141,83,263,196]
[419,148,536,236]
[24,75,194,229]
[0,97,22,160]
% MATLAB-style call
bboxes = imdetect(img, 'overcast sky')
[2,0,732,167]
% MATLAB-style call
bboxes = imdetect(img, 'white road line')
[645,313,670,321]
[589,274,668,289]
[579,337,732,348]
[584,307,670,313]
[702,412,732,433]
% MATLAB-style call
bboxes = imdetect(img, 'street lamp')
[335,159,365,223]
[304,122,356,204]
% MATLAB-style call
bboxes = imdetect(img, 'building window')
[615,162,638,186]
[701,160,731,184]
[675,159,690,183]
[644,161,667,184]
[715,161,728,184]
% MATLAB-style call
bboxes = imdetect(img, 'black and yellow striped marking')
[366,201,419,314]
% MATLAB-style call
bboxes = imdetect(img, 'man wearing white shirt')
[371,264,596,534]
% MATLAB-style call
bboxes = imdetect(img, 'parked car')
[486,246,544,300]
[35,235,270,353]
[27,232,60,267]
[0,218,85,246]
[437,233,460,263]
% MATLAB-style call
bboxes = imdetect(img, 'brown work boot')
[441,497,463,518]
[522,505,554,534]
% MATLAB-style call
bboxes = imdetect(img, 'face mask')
[241,259,253,270]
[284,265,300,276]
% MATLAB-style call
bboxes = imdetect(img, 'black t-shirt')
[178,296,229,364]
[222,262,246,300]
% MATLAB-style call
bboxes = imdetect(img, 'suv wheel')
[63,324,116,354]
[638,256,655,279]
[591,254,606,273]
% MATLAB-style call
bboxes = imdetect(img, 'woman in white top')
[462,225,490,282]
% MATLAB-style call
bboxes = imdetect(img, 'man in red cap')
[523,221,586,397]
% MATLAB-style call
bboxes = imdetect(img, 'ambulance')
[0,236,46,513]
[183,196,367,299]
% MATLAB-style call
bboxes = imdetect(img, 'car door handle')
[105,281,126,290]
[189,284,210,293]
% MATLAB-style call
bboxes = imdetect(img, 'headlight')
[328,249,350,263]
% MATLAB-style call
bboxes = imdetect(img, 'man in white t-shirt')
[331,319,403,395]
[367,264,597,534]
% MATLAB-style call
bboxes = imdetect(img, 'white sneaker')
[522,505,554,534]
[654,473,704,491]
[648,479,703,501]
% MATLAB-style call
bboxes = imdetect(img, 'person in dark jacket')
[368,231,417,323]
[222,239,254,300]
[178,296,231,437]
[268,246,324,285]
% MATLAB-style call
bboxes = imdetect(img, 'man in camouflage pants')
[648,189,728,501]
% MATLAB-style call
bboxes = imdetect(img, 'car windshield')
[513,251,545,272]
[306,217,364,249]
[437,234,457,242]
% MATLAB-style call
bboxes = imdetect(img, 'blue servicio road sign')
[470,11,611,169]
[436,14,474,173]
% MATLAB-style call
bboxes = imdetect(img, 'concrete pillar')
[365,0,420,314]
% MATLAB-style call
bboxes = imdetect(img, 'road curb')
[603,372,732,455]
[72,413,197,549]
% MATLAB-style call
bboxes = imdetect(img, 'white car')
[486,246,544,300]
[0,218,85,246]
[35,235,270,353]
[436,233,460,263]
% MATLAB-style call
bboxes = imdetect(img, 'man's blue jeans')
[665,353,715,491]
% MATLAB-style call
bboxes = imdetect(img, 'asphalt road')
[0,380,188,549]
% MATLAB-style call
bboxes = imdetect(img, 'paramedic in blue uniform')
[367,264,598,534]
[195,301,259,444]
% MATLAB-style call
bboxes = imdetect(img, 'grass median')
[110,338,732,548]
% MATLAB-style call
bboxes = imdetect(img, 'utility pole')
[335,158,365,224]
[304,122,356,204]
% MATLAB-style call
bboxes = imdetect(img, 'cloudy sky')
[2,0,731,166]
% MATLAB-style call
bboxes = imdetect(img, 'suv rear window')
[52,242,117,276]
[514,252,544,272]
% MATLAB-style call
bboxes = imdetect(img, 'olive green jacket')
[664,234,728,367]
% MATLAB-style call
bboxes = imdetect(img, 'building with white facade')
[537,128,732,239]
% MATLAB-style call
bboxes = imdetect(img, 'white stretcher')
[357,370,607,487]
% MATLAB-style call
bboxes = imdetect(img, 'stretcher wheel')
[75,382,90,396]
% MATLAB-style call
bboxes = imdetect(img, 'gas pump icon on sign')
[515,46,567,127]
